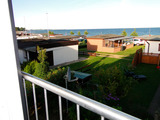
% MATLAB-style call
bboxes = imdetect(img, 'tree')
[77,31,81,36]
[49,31,54,35]
[84,30,88,36]
[37,46,47,63]
[34,46,49,79]
[70,31,74,35]
[121,29,127,36]
[130,28,138,36]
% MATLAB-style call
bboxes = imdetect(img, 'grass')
[79,45,145,59]
[114,45,144,55]
[69,56,131,71]
[120,64,160,119]
[68,49,159,119]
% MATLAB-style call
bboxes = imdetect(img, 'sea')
[28,28,160,37]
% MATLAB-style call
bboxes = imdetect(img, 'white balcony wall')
[0,0,24,120]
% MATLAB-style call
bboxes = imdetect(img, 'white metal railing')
[22,72,141,120]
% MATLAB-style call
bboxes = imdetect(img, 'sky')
[12,0,160,29]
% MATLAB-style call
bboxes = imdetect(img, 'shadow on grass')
[68,53,159,119]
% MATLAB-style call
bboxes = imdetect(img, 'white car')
[133,38,145,45]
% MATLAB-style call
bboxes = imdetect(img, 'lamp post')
[46,12,49,39]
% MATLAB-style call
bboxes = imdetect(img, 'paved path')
[148,85,160,117]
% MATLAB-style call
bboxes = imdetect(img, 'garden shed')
[18,38,78,66]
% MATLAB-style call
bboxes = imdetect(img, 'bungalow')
[18,39,78,66]
[142,35,160,54]
[87,34,133,53]
[49,34,63,37]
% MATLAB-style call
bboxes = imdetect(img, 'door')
[46,51,54,66]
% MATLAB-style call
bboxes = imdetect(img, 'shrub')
[23,60,38,74]
[33,62,49,79]
[46,67,67,87]
[95,66,134,98]
[24,60,38,74]
[79,40,86,46]
[21,61,30,70]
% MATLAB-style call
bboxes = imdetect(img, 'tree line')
[121,28,138,36]
[48,30,88,36]
[15,27,26,31]
[70,30,88,36]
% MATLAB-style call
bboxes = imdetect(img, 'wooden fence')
[132,48,160,66]
[132,48,142,66]
[142,53,160,66]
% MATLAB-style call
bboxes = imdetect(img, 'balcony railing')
[22,72,140,120]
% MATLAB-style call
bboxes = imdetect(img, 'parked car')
[133,38,145,45]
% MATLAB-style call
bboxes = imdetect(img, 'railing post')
[23,78,30,120]
[101,116,105,120]
[44,89,49,120]
[59,96,63,120]
[77,104,80,120]
[32,83,38,120]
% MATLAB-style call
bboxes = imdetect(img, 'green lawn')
[68,54,159,119]
[69,56,132,71]
[79,45,145,59]
[120,64,160,119]
[115,45,144,55]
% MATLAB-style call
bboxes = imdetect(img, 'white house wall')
[46,45,78,66]
[18,49,27,63]
[145,41,160,53]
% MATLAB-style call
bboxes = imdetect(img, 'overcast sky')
[12,0,160,29]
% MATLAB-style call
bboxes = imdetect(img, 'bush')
[23,60,38,74]
[21,61,30,70]
[33,62,49,79]
[79,40,86,46]
[95,66,134,98]
[46,67,67,87]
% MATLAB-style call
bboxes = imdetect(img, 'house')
[142,35,160,54]
[49,34,63,37]
[18,38,78,66]
[87,34,133,53]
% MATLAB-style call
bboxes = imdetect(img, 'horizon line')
[24,27,160,31]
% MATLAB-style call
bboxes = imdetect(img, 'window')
[159,44,160,51]
[134,39,139,41]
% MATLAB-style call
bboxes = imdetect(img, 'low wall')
[101,47,115,53]
[126,44,134,49]
[141,53,160,65]
[114,47,121,53]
